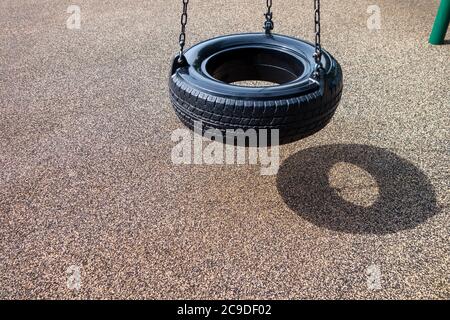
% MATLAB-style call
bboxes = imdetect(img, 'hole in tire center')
[206,47,304,87]
[231,80,279,87]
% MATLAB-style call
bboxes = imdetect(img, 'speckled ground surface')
[0,0,449,299]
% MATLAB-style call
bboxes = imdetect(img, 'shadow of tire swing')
[276,144,440,235]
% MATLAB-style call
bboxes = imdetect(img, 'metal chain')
[264,0,274,34]
[313,0,322,78]
[178,0,189,62]
[176,0,321,78]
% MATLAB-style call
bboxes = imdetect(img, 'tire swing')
[169,0,343,145]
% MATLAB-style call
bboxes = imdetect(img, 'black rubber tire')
[169,33,343,145]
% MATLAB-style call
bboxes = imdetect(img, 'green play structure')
[429,0,450,44]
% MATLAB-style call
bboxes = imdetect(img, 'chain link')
[264,0,274,34]
[176,0,322,78]
[313,0,322,78]
[178,0,189,62]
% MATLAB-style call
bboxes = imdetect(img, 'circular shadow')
[276,144,439,234]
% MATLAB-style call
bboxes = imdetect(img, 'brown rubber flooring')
[0,0,448,299]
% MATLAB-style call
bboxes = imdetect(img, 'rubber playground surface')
[0,0,449,299]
